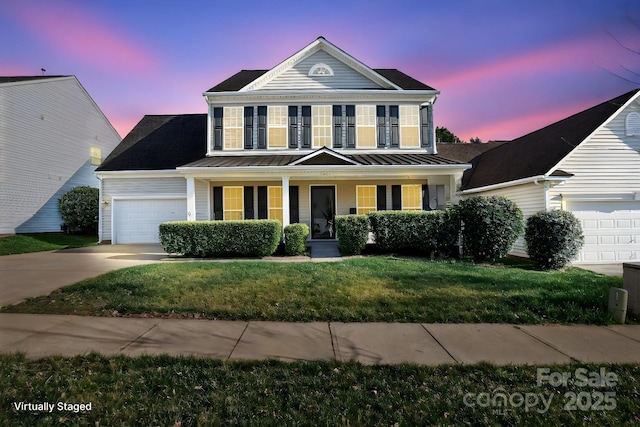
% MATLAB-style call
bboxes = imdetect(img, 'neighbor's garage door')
[114,199,187,244]
[568,201,640,263]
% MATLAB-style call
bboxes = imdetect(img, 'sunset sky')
[2,0,639,142]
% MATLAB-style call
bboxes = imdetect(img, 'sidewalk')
[2,314,640,365]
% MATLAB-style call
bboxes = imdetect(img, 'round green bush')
[284,223,310,256]
[59,186,99,234]
[525,210,584,269]
[335,215,370,256]
[457,196,523,262]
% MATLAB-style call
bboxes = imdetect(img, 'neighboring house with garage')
[460,89,640,264]
[95,37,471,244]
[0,76,121,235]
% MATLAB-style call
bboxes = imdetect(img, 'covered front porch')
[179,147,470,239]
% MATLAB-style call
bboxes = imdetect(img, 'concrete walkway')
[2,314,640,365]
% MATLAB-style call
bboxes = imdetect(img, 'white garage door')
[114,199,187,244]
[569,201,640,263]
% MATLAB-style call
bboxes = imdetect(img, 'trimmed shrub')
[525,210,585,269]
[284,223,309,256]
[58,186,99,234]
[367,210,460,256]
[159,220,281,257]
[335,215,370,255]
[457,196,523,262]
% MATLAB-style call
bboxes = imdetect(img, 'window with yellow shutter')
[402,184,422,211]
[223,186,244,220]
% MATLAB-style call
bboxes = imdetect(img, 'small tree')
[457,196,523,262]
[525,210,584,269]
[59,186,99,234]
[436,126,463,143]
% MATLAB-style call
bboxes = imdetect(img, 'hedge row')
[159,220,281,257]
[368,210,460,256]
[333,210,460,257]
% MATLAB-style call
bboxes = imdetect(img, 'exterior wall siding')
[100,176,186,241]
[467,183,546,257]
[549,101,640,200]
[0,77,121,234]
[259,51,383,90]
[195,179,209,221]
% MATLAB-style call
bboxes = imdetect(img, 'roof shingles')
[463,89,640,190]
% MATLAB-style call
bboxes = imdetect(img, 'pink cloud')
[0,63,34,75]
[8,3,158,74]
[431,34,602,89]
[452,101,595,142]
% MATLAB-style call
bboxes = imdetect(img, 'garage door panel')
[569,201,640,263]
[114,199,187,244]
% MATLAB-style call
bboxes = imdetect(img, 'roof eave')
[461,174,570,194]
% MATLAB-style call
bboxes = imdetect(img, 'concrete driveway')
[577,264,624,277]
[0,245,167,307]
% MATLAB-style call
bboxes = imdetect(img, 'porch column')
[281,176,290,228]
[186,176,196,221]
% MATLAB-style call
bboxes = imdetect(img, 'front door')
[311,186,335,239]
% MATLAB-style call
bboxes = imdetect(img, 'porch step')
[310,241,341,260]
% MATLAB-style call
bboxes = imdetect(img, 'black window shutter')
[289,186,299,224]
[213,107,223,151]
[332,105,342,148]
[257,186,268,219]
[391,185,402,210]
[346,105,355,148]
[244,186,254,219]
[377,185,387,211]
[422,185,431,211]
[244,107,254,149]
[288,106,298,148]
[213,186,223,220]
[389,106,399,148]
[376,105,386,148]
[301,106,311,148]
[257,106,267,149]
[420,106,429,148]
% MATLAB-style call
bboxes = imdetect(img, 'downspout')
[97,174,103,243]
[428,102,436,154]
[533,178,550,211]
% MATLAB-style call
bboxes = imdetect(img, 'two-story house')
[0,76,121,235]
[96,37,470,244]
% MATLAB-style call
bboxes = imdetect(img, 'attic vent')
[626,112,640,136]
[309,63,334,76]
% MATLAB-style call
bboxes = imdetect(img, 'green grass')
[0,233,97,255]
[2,257,624,324]
[1,353,639,426]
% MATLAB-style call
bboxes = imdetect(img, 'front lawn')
[0,233,97,256]
[1,353,638,426]
[2,258,623,324]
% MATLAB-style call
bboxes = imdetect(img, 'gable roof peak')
[236,37,403,92]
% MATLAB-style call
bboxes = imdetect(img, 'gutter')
[460,174,568,195]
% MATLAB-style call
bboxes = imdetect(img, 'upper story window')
[308,63,334,76]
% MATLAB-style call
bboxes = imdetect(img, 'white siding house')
[0,76,121,234]
[96,38,470,244]
[461,89,640,264]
